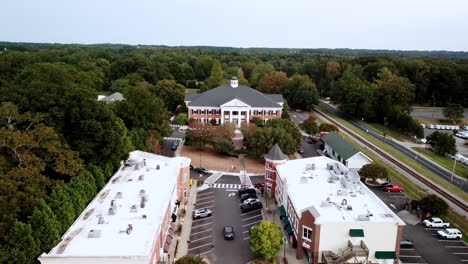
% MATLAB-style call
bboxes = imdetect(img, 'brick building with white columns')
[185,77,283,128]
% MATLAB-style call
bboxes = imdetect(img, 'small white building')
[321,132,372,170]
[38,151,191,264]
[272,156,404,264]
[98,92,125,102]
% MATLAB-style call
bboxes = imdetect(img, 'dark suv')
[240,192,257,202]
[223,226,234,240]
[238,186,256,197]
[194,167,209,174]
[240,200,262,213]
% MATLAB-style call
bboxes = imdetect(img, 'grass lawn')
[366,123,407,142]
[412,147,468,179]
[186,88,199,93]
[316,105,468,202]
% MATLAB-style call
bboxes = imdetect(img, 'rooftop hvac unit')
[139,189,146,196]
[156,164,160,170]
[130,205,138,212]
[115,192,123,199]
[138,175,144,181]
[98,216,105,224]
[327,163,334,170]
[143,159,146,167]
[299,176,308,184]
[135,163,140,170]
[88,229,101,238]
[126,224,133,235]
[140,197,146,208]
[108,206,116,215]
[306,163,316,170]
[346,205,353,210]
[357,215,370,221]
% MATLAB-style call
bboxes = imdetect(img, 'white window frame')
[302,226,312,242]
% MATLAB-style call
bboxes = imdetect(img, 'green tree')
[319,123,339,133]
[265,119,301,145]
[213,140,235,154]
[176,113,189,125]
[28,199,61,252]
[194,56,214,81]
[287,74,318,111]
[301,118,319,135]
[152,80,186,112]
[249,221,283,261]
[250,63,275,87]
[190,123,214,148]
[205,60,224,90]
[247,127,296,158]
[359,163,389,181]
[257,71,290,94]
[175,255,207,264]
[418,194,449,216]
[48,188,77,233]
[443,104,464,123]
[214,123,236,142]
[325,61,341,97]
[250,117,264,126]
[241,123,258,142]
[426,131,457,155]
[0,221,40,264]
[281,100,290,119]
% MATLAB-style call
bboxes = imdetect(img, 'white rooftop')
[276,156,405,225]
[42,151,191,258]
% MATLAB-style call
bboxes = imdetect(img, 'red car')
[383,184,404,192]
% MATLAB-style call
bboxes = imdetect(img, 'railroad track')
[314,109,468,213]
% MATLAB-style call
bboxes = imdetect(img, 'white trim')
[346,152,373,163]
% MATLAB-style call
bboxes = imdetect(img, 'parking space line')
[424,228,441,230]
[242,230,250,234]
[197,192,214,197]
[241,214,263,221]
[461,260,468,262]
[197,196,214,201]
[242,219,263,227]
[243,236,250,240]
[190,229,212,236]
[400,248,415,250]
[454,253,468,255]
[241,210,261,216]
[226,189,238,192]
[188,242,213,251]
[445,246,468,248]
[193,217,213,222]
[196,200,214,205]
[199,250,213,256]
[438,240,464,242]
[192,222,213,229]
[400,255,421,257]
[190,235,213,243]
[195,205,214,209]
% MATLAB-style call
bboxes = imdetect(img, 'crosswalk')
[204,173,223,185]
[170,124,181,128]
[163,137,184,141]
[210,183,242,189]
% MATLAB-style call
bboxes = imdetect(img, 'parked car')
[238,186,256,197]
[400,238,415,248]
[423,217,450,228]
[437,228,463,240]
[383,184,404,192]
[298,147,305,154]
[194,167,209,174]
[242,198,260,205]
[241,200,262,213]
[240,192,257,202]
[171,141,179,150]
[190,164,194,170]
[428,124,435,129]
[192,208,213,219]
[223,226,234,240]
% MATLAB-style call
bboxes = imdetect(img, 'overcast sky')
[2,0,467,51]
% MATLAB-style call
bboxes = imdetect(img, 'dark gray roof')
[264,144,288,160]
[185,85,283,108]
[265,94,283,103]
[185,93,201,102]
[101,92,124,102]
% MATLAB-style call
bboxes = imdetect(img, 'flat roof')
[276,156,404,225]
[41,151,191,258]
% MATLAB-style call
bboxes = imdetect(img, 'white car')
[192,208,213,219]
[441,125,446,130]
[428,124,435,129]
[437,228,463,240]
[423,217,450,228]
[436,125,441,129]
[242,198,260,205]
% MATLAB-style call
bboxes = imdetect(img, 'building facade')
[322,132,373,170]
[39,151,191,264]
[265,149,404,264]
[185,77,283,128]
[264,144,288,198]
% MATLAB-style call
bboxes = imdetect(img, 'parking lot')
[368,185,468,264]
[188,177,263,264]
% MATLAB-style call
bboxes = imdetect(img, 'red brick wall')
[394,225,404,264]
[149,199,172,264]
[177,165,190,201]
[298,210,320,263]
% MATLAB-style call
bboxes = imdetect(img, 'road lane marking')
[241,215,263,221]
[242,220,263,227]
[192,222,213,229]
[190,229,212,236]
[190,235,213,243]
[188,243,213,251]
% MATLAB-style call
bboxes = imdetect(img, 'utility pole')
[383,117,388,138]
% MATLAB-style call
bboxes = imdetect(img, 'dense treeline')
[0,42,467,263]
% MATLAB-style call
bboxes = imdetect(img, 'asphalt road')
[317,101,468,192]
[161,126,185,157]
[368,185,467,264]
[188,176,262,263]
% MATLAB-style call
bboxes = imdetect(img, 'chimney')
[230,77,238,88]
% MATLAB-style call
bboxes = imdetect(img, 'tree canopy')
[249,221,283,261]
[426,131,457,155]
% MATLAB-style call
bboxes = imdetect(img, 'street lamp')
[283,237,287,261]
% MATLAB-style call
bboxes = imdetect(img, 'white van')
[436,125,441,129]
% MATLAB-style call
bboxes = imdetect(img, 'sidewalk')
[260,196,308,264]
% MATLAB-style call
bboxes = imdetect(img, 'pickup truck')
[423,217,450,228]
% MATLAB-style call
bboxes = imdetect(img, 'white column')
[247,109,250,124]
[238,111,241,128]
[221,109,224,124]
[229,110,233,123]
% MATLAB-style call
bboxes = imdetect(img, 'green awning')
[375,251,397,259]
[279,205,286,217]
[349,229,364,237]
[286,224,294,235]
[282,216,290,226]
